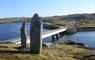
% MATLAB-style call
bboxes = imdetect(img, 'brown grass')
[0,43,95,60]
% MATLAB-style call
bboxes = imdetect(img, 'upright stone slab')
[20,21,27,48]
[30,13,43,54]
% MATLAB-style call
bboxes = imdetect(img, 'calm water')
[0,22,95,48]
[0,22,49,41]
[59,31,95,48]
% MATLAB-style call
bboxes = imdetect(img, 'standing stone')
[20,21,27,48]
[30,13,43,54]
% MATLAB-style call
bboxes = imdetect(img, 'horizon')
[0,0,95,18]
[0,13,95,19]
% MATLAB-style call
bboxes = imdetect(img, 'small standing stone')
[20,21,27,48]
[30,13,43,54]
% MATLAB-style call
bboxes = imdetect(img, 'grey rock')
[20,21,27,48]
[30,13,43,54]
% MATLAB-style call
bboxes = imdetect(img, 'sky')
[0,0,95,18]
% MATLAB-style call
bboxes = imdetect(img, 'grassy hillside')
[0,13,95,22]
[0,17,31,23]
[0,13,95,27]
[42,13,95,27]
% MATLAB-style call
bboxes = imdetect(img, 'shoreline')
[77,27,95,32]
[0,37,30,44]
[0,37,95,49]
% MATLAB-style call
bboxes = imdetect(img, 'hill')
[0,17,31,23]
[0,13,95,27]
[0,13,95,23]
[42,13,95,22]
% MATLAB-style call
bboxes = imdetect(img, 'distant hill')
[42,13,95,22]
[63,13,95,21]
[0,13,95,23]
[0,17,31,23]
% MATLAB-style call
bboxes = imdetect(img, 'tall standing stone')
[30,13,43,54]
[20,20,27,48]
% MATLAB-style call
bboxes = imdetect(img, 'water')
[0,22,21,40]
[0,22,95,48]
[63,31,95,48]
[0,22,51,41]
